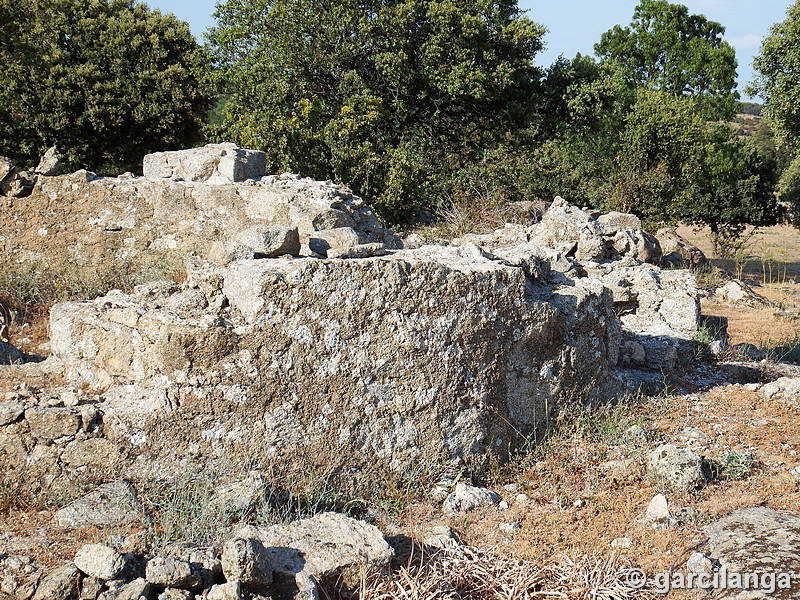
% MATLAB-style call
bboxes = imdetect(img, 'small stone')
[442,483,501,514]
[235,225,301,258]
[98,577,149,600]
[498,522,520,534]
[501,483,519,492]
[145,556,200,590]
[646,444,705,492]
[686,551,713,576]
[611,537,634,549]
[207,582,242,600]
[158,588,194,600]
[0,401,24,426]
[708,340,725,356]
[646,493,670,530]
[497,500,510,511]
[74,544,126,580]
[80,577,104,600]
[221,538,272,591]
[326,243,386,259]
[573,498,585,508]
[514,493,531,505]
[308,227,360,256]
[423,525,459,549]
[35,146,63,176]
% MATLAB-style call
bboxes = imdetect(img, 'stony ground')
[3,237,800,599]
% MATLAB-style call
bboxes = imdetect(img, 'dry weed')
[361,544,653,600]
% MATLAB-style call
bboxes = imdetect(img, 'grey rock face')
[647,444,705,492]
[0,156,32,197]
[0,401,24,426]
[706,507,800,600]
[326,242,386,259]
[32,564,80,600]
[98,578,149,600]
[235,225,301,258]
[143,143,267,183]
[145,556,201,590]
[1,168,399,269]
[46,245,621,481]
[206,582,241,600]
[35,146,63,176]
[308,227,361,255]
[74,544,125,580]
[761,377,800,408]
[233,512,393,599]
[656,227,706,269]
[55,481,144,528]
[442,483,501,514]
[157,589,194,600]
[207,241,256,266]
[221,538,273,591]
[716,280,776,308]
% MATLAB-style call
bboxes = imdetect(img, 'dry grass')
[362,544,654,600]
[0,254,186,355]
[676,224,800,283]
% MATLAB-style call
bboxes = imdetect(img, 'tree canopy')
[206,0,546,217]
[749,1,800,153]
[0,0,211,174]
[594,0,737,119]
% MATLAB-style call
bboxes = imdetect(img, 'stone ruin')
[0,143,700,494]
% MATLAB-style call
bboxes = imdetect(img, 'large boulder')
[47,244,620,482]
[142,143,266,183]
[231,512,393,599]
[706,507,800,599]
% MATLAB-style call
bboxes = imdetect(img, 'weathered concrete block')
[143,143,266,183]
[48,246,619,482]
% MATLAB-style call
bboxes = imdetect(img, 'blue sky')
[149,0,793,101]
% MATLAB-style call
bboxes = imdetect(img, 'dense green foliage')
[0,0,211,174]
[206,0,546,217]
[750,2,800,152]
[594,0,737,120]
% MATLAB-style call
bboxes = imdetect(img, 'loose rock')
[74,544,125,580]
[646,444,705,491]
[443,483,501,514]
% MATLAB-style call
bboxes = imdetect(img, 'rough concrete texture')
[45,242,621,482]
[0,174,700,488]
[706,507,800,599]
[142,143,267,183]
[233,512,393,599]
[0,167,399,268]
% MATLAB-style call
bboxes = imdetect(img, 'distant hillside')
[733,112,761,137]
